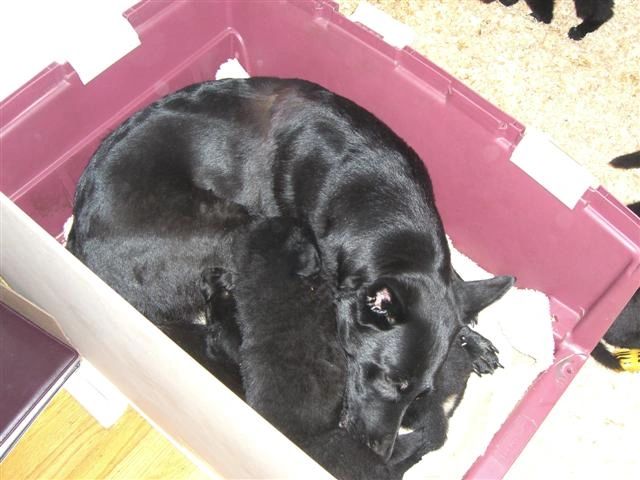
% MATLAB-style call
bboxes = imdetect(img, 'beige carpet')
[336,1,639,478]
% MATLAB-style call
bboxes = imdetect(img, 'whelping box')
[1,1,639,478]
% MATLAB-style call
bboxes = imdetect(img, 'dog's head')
[336,273,514,461]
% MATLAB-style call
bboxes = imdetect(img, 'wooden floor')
[1,389,211,480]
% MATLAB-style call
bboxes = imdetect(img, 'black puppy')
[202,217,505,479]
[490,0,614,40]
[69,77,514,459]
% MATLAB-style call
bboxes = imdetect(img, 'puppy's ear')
[283,222,321,278]
[360,284,400,331]
[457,275,515,317]
[200,267,234,302]
[292,239,321,278]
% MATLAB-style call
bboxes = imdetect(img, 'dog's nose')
[367,434,396,462]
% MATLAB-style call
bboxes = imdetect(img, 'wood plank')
[0,389,211,480]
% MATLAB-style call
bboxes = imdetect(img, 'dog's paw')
[459,326,502,375]
[568,26,586,41]
[499,0,519,6]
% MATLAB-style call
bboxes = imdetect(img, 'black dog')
[68,77,514,459]
[202,217,506,479]
[590,153,640,370]
[590,201,640,370]
[489,0,614,40]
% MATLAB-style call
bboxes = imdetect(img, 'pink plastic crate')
[1,1,638,477]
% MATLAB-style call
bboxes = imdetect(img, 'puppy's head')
[238,217,321,280]
[336,273,514,461]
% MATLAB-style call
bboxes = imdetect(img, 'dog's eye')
[414,387,431,401]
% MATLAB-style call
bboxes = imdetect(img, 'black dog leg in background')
[610,151,640,169]
[497,0,553,23]
[524,0,554,23]
[496,0,555,23]
[569,0,614,40]
[494,0,614,40]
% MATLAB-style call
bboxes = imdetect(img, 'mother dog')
[69,77,514,460]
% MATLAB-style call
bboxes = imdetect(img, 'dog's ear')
[457,275,515,316]
[200,267,234,302]
[360,283,401,331]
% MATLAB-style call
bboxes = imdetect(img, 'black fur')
[202,217,509,479]
[67,188,251,327]
[67,186,250,394]
[589,154,640,370]
[158,322,243,397]
[493,0,614,40]
[590,203,640,370]
[203,217,422,479]
[400,327,499,452]
[68,77,514,458]
[154,265,245,397]
[402,273,513,450]
[610,151,640,169]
